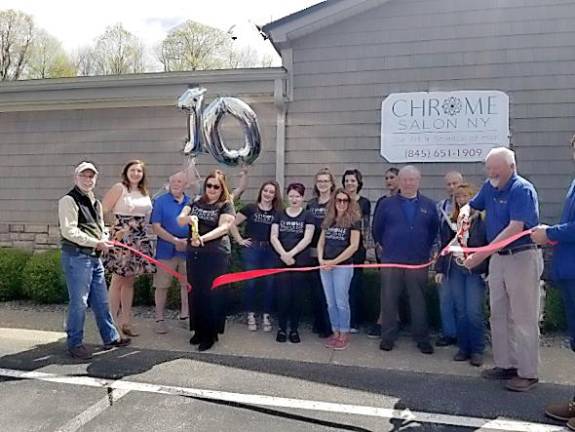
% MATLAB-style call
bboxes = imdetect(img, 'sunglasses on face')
[206,183,221,190]
[336,198,350,204]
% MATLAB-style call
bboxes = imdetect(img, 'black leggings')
[187,250,229,344]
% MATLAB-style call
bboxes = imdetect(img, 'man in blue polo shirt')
[533,134,575,430]
[151,172,191,334]
[461,147,543,392]
[373,166,439,354]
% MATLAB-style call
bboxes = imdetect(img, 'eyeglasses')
[336,198,350,204]
[206,183,221,190]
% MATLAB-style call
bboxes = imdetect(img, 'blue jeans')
[557,279,575,349]
[61,249,120,349]
[447,264,486,354]
[439,274,457,339]
[320,267,354,332]
[242,244,276,313]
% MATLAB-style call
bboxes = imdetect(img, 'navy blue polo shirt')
[150,192,191,259]
[469,174,539,249]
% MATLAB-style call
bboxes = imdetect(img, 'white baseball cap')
[75,161,99,175]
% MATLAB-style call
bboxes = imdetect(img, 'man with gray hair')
[460,147,542,392]
[372,166,439,354]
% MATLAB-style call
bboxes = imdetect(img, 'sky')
[0,0,324,66]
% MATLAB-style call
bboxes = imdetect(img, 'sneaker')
[350,327,359,334]
[154,320,168,335]
[262,314,272,332]
[324,334,338,349]
[68,345,93,360]
[247,312,257,331]
[379,339,394,351]
[289,331,301,344]
[436,336,457,347]
[453,351,469,362]
[276,330,287,343]
[417,341,434,355]
[469,353,484,367]
[544,400,575,422]
[481,367,518,380]
[505,376,539,392]
[568,417,575,431]
[333,335,349,351]
[367,324,381,339]
[103,338,131,350]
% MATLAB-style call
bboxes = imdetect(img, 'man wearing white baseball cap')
[59,161,130,360]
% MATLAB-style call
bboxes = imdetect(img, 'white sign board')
[380,91,509,163]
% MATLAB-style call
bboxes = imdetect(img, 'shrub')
[22,250,67,304]
[133,274,155,306]
[542,284,567,333]
[0,248,32,301]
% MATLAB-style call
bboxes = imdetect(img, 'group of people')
[59,139,575,427]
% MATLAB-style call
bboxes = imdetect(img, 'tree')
[26,30,75,79]
[93,23,145,75]
[0,9,34,80]
[225,45,260,69]
[158,20,231,72]
[72,45,98,77]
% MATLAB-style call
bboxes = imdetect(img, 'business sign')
[380,91,509,162]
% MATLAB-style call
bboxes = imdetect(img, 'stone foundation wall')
[0,223,59,250]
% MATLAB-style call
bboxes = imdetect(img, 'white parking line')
[55,388,130,432]
[0,368,566,432]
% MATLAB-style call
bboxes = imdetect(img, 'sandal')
[121,324,139,337]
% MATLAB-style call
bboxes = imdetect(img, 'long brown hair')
[121,160,148,196]
[451,183,477,222]
[313,167,336,197]
[322,188,360,229]
[200,170,231,205]
[257,180,283,212]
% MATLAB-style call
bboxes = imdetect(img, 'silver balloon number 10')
[177,87,262,167]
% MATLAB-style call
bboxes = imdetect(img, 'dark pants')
[380,267,429,344]
[277,259,307,332]
[557,279,575,349]
[349,247,366,329]
[242,244,277,313]
[187,249,229,344]
[448,264,486,355]
[308,257,331,335]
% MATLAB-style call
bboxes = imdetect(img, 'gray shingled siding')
[0,103,277,225]
[285,0,575,221]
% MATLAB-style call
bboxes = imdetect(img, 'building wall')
[0,69,285,249]
[284,0,575,219]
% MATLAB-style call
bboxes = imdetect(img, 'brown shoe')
[68,345,93,360]
[505,376,539,392]
[103,337,131,350]
[481,367,517,380]
[545,400,575,422]
[121,324,139,337]
[568,417,575,431]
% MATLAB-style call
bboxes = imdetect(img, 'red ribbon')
[111,229,549,292]
[111,240,192,292]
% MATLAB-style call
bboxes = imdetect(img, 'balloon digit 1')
[177,87,208,155]
[178,88,261,166]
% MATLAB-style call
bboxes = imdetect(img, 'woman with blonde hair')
[317,188,361,350]
[435,183,488,367]
[178,170,235,352]
[103,160,155,337]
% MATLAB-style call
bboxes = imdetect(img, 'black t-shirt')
[239,203,277,241]
[274,209,314,253]
[323,221,361,264]
[307,197,329,247]
[187,198,235,254]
